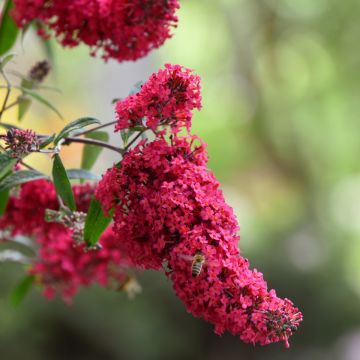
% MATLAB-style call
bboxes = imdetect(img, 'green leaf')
[81,131,109,170]
[0,250,29,263]
[17,95,32,121]
[54,117,100,145]
[84,198,112,246]
[0,52,15,70]
[120,129,135,147]
[129,81,143,95]
[0,152,15,179]
[0,122,21,131]
[67,168,100,181]
[0,170,48,192]
[20,77,34,90]
[111,97,121,104]
[23,89,63,119]
[0,0,19,56]
[20,21,31,48]
[52,154,76,210]
[41,39,54,63]
[0,189,9,215]
[10,275,35,306]
[39,134,55,149]
[32,20,54,62]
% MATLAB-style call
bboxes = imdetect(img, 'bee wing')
[178,254,194,262]
[204,259,220,267]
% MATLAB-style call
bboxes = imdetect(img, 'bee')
[118,275,142,300]
[191,251,206,277]
[179,251,207,277]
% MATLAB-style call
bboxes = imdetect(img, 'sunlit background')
[1,0,360,359]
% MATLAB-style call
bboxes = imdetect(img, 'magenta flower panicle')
[0,180,136,303]
[115,64,202,134]
[12,0,180,62]
[96,137,303,347]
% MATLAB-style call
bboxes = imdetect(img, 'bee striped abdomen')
[191,253,206,277]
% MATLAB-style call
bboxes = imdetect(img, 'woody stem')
[63,136,124,155]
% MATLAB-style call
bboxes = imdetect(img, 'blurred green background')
[1,0,360,359]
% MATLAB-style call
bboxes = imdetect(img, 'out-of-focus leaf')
[67,168,100,181]
[0,250,29,264]
[17,95,32,121]
[39,134,55,149]
[81,131,109,170]
[41,39,54,62]
[20,21,31,48]
[120,126,145,146]
[84,198,112,246]
[54,117,100,145]
[0,170,48,192]
[0,52,15,70]
[0,152,15,178]
[32,20,54,62]
[0,0,19,56]
[20,78,34,90]
[23,89,63,119]
[129,81,143,95]
[0,189,9,214]
[10,275,35,306]
[120,129,135,146]
[52,154,75,210]
[0,122,21,131]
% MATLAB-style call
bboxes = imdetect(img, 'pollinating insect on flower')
[96,134,302,346]
[0,0,308,345]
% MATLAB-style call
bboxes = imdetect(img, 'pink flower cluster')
[2,129,39,159]
[0,180,132,302]
[115,64,202,133]
[11,0,179,62]
[96,137,302,346]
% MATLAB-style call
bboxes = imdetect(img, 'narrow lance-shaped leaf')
[0,0,19,56]
[0,189,9,215]
[54,117,101,145]
[84,198,112,246]
[81,131,109,170]
[0,122,21,131]
[0,152,16,179]
[0,170,48,193]
[52,154,76,210]
[0,53,15,70]
[67,168,100,181]
[33,20,55,62]
[120,129,135,147]
[0,167,13,214]
[0,250,30,263]
[20,77,34,90]
[18,95,32,121]
[40,38,54,63]
[20,21,31,49]
[39,134,55,149]
[23,89,63,119]
[10,275,35,306]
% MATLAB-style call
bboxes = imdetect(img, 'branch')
[123,130,146,152]
[63,136,124,155]
[0,70,12,121]
[2,100,19,112]
[20,160,36,171]
[74,120,117,137]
